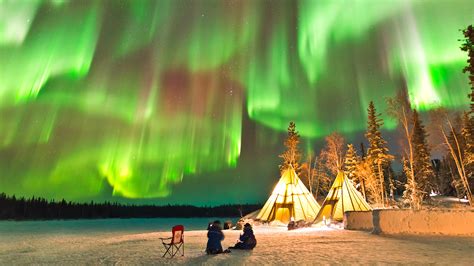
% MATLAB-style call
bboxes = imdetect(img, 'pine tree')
[460,25,474,113]
[461,25,474,195]
[344,144,359,180]
[345,144,366,199]
[436,157,456,196]
[365,101,393,205]
[279,121,301,171]
[411,109,435,197]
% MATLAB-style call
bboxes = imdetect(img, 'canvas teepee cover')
[314,171,371,223]
[256,166,321,224]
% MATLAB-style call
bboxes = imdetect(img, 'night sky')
[0,0,473,205]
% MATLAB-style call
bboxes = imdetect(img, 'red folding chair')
[160,225,184,258]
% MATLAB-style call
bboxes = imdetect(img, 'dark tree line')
[0,193,260,220]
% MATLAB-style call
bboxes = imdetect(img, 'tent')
[256,166,321,224]
[314,171,371,223]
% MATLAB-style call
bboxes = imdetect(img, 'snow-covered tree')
[299,153,317,194]
[440,112,474,205]
[387,89,421,209]
[428,108,473,205]
[313,156,332,199]
[319,132,346,176]
[344,144,359,180]
[279,121,301,171]
[344,143,367,199]
[356,158,378,203]
[365,101,393,205]
[402,157,423,210]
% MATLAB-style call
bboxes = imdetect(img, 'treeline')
[289,25,474,209]
[295,90,474,209]
[0,193,261,220]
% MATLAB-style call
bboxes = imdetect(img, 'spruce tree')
[461,25,474,193]
[411,109,435,197]
[344,143,366,198]
[279,121,301,171]
[365,101,393,204]
[460,25,474,113]
[344,144,359,180]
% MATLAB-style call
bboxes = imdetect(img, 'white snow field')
[1,220,474,265]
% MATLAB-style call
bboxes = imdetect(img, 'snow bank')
[373,209,474,236]
[344,211,373,231]
[345,209,474,236]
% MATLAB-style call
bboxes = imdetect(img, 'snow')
[373,209,474,236]
[1,220,474,264]
[430,195,471,206]
[344,211,373,231]
[345,208,474,236]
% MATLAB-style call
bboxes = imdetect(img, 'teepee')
[256,166,321,224]
[314,171,371,223]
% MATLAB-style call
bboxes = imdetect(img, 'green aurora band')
[0,0,472,201]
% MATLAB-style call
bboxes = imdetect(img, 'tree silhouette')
[461,25,474,113]
[411,109,435,199]
[460,25,474,195]
[0,193,260,220]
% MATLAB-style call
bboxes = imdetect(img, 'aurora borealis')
[0,0,473,205]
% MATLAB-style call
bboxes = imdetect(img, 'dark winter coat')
[206,225,224,253]
[237,227,256,249]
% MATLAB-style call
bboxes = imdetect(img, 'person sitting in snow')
[229,223,257,250]
[206,220,230,254]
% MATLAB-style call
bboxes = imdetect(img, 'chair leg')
[162,245,172,258]
[172,244,179,258]
[163,243,185,258]
[170,243,184,258]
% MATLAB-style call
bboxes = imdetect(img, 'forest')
[294,25,474,209]
[0,193,260,220]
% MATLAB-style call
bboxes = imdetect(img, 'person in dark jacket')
[206,220,229,254]
[229,223,257,250]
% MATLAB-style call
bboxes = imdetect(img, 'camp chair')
[160,225,184,258]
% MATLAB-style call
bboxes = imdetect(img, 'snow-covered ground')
[1,221,473,264]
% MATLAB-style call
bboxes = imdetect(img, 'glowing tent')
[256,166,321,224]
[314,171,371,223]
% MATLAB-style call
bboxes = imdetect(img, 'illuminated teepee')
[256,166,321,224]
[314,171,371,223]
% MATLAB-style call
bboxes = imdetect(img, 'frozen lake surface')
[0,217,235,236]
